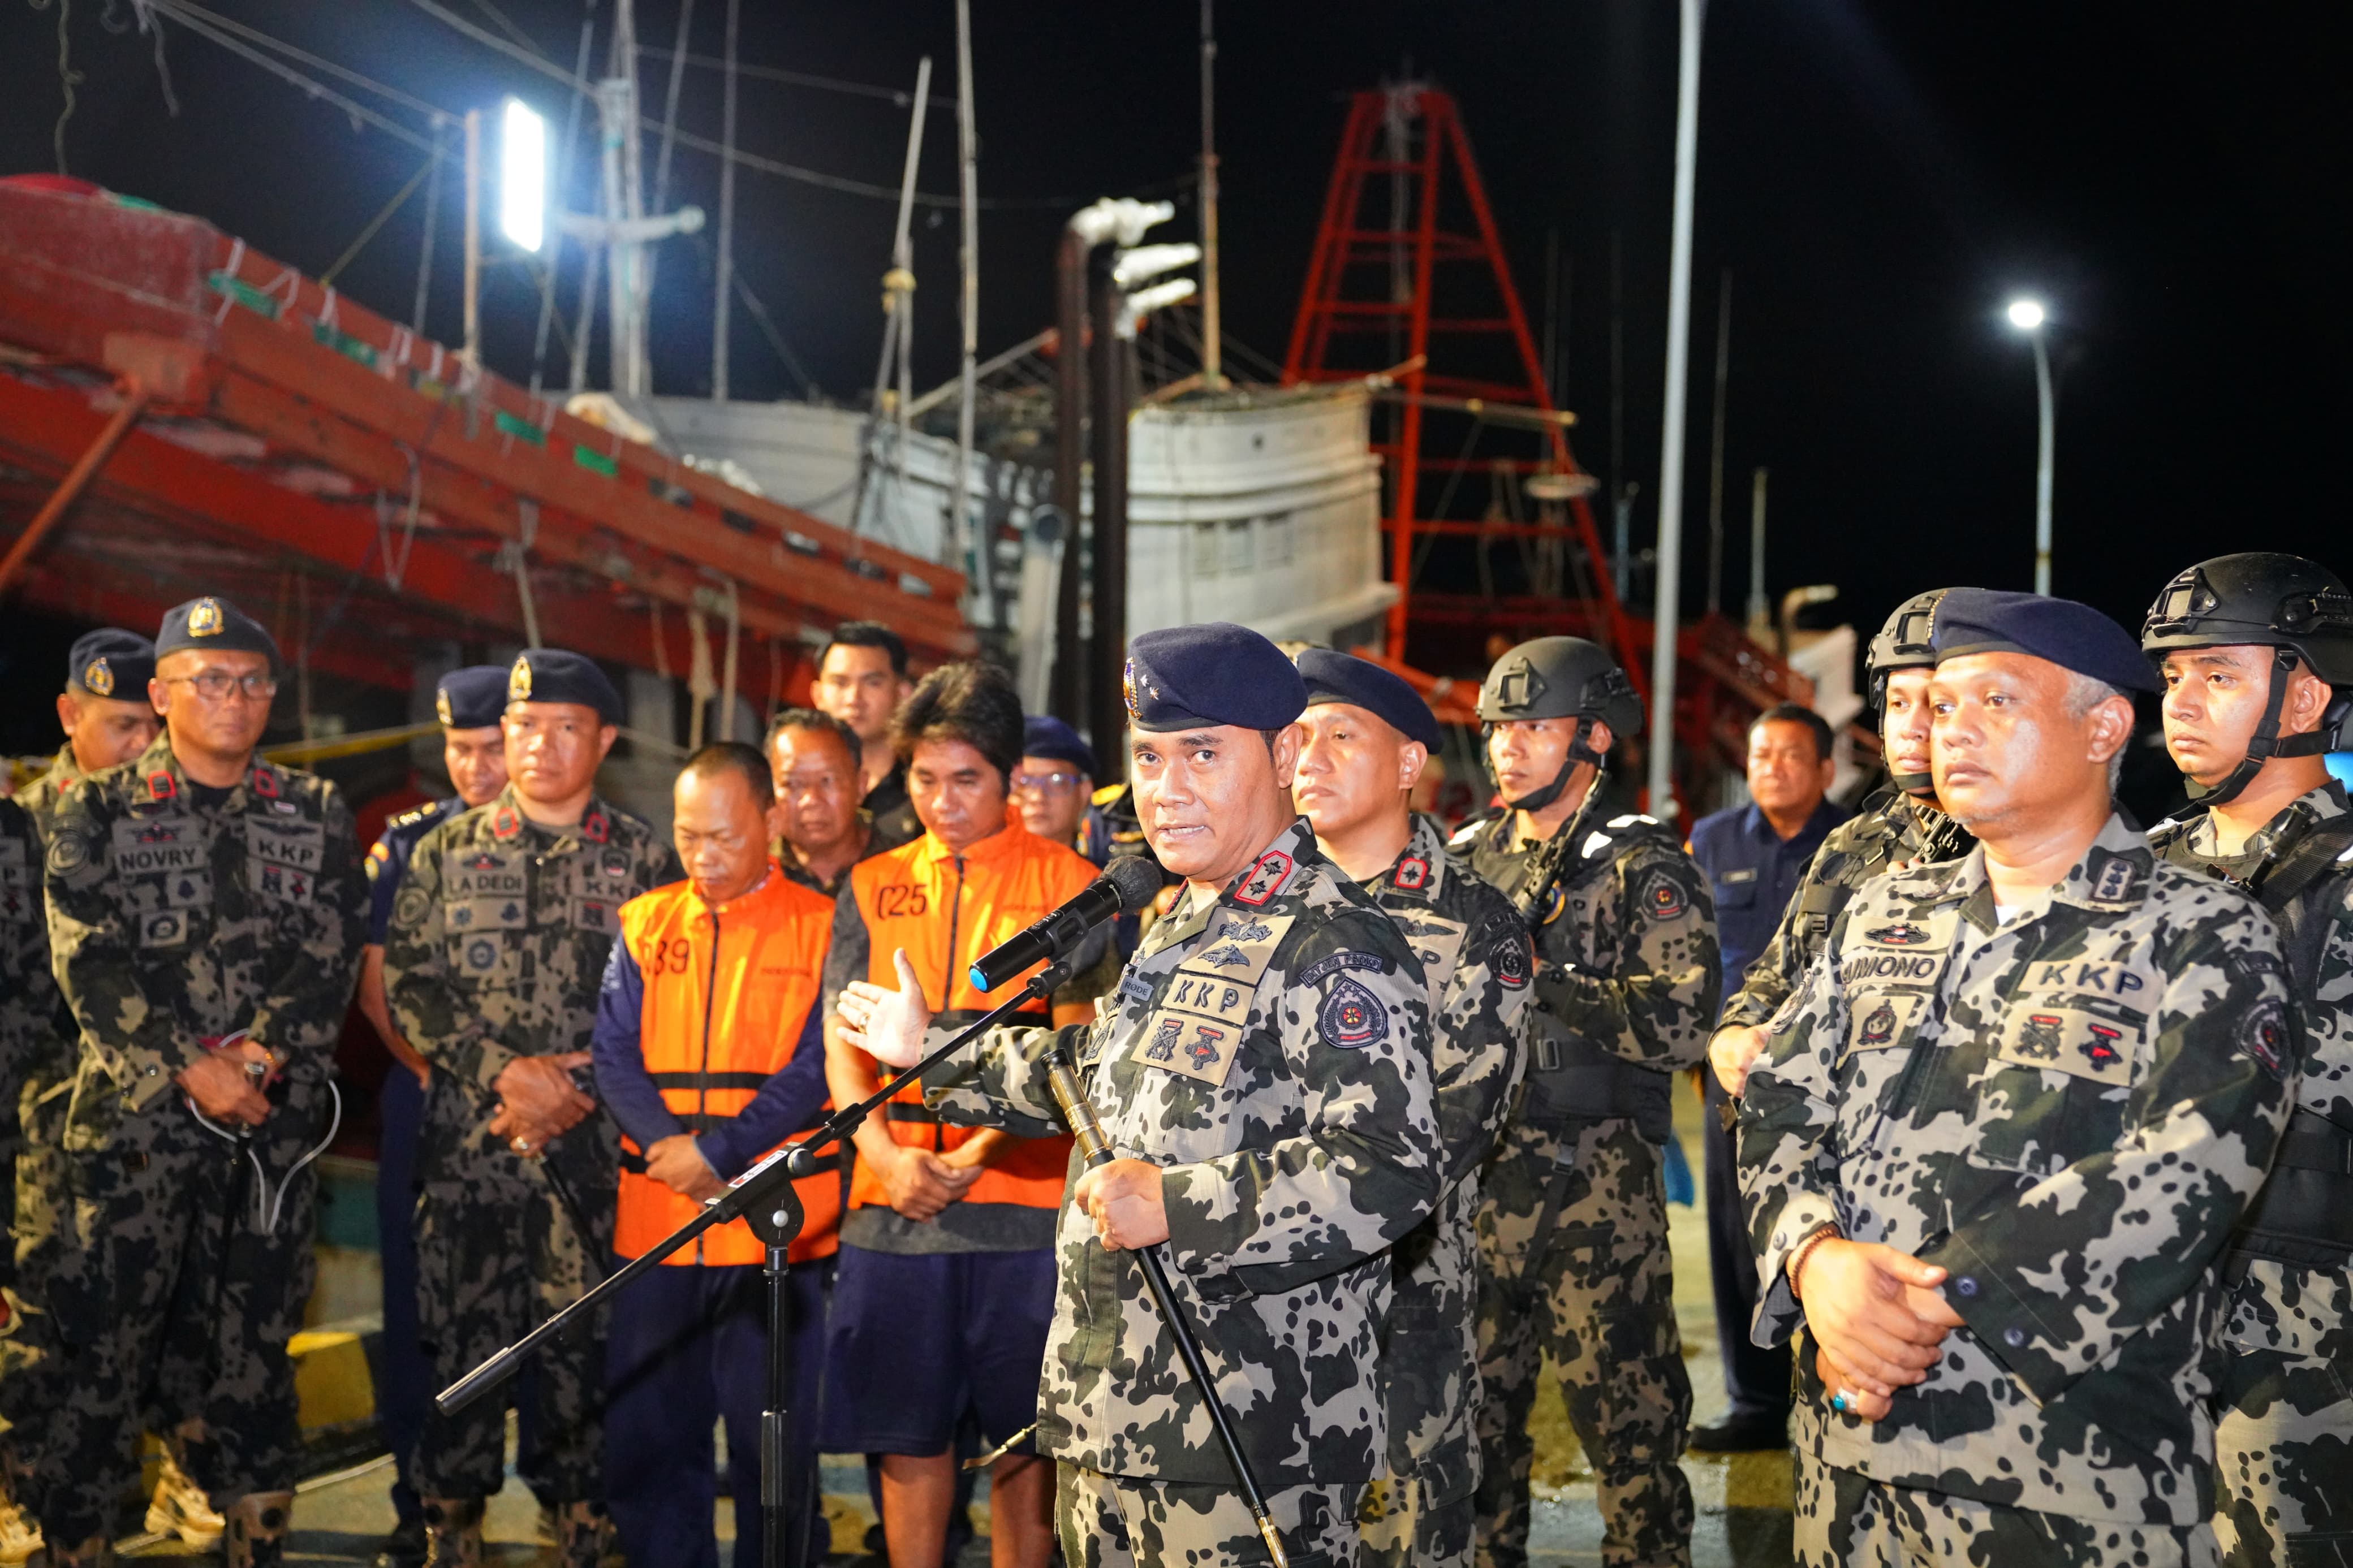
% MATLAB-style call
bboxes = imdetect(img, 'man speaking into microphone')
[838,624,1441,1567]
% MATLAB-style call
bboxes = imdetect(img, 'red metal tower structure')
[1283,83,1634,675]
[1285,84,1839,810]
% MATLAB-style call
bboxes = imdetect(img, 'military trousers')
[1055,1462,1362,1568]
[1359,1471,1476,1568]
[411,1164,612,1501]
[2212,1257,2353,1568]
[1796,1459,2217,1568]
[1474,1115,1692,1568]
[0,1075,324,1543]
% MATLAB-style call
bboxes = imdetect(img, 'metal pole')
[850,56,933,531]
[1704,268,1730,617]
[760,1242,792,1568]
[531,7,599,395]
[1197,0,1223,389]
[1746,465,1769,641]
[1089,246,1130,762]
[462,109,482,368]
[2031,330,2054,595]
[713,0,739,400]
[1050,226,1088,724]
[0,385,150,595]
[951,0,980,577]
[413,118,445,334]
[1645,0,1706,819]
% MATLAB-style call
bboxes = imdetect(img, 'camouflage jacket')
[1740,814,2294,1523]
[11,746,80,847]
[383,787,679,1198]
[1360,813,1532,1500]
[42,733,366,1116]
[921,818,1441,1487]
[1455,805,1717,1136]
[1,796,67,1112]
[1717,788,1972,1033]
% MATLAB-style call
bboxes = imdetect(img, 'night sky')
[2,0,2346,666]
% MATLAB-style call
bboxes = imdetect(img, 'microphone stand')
[436,958,1072,1568]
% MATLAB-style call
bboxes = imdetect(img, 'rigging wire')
[635,45,956,110]
[321,146,439,286]
[154,0,445,127]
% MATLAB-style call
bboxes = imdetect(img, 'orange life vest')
[844,824,1089,1212]
[613,867,841,1267]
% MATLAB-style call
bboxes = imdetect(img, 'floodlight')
[1113,243,1201,290]
[501,97,548,253]
[2006,298,2046,331]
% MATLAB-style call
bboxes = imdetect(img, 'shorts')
[817,1243,1055,1457]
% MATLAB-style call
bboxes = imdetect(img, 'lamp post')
[2006,297,2054,596]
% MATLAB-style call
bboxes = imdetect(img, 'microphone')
[968,856,1163,994]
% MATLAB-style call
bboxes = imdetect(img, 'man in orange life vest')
[591,742,841,1568]
[820,663,1117,1568]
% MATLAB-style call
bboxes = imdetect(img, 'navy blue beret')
[67,628,155,699]
[1123,623,1307,733]
[436,664,510,729]
[506,649,625,724]
[1022,714,1098,779]
[1295,648,1441,751]
[1932,588,2160,694]
[156,595,280,666]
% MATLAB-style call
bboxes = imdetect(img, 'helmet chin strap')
[1889,768,1933,793]
[1496,718,1604,815]
[2182,650,2330,810]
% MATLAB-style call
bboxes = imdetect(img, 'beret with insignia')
[67,627,155,699]
[507,649,624,724]
[1932,588,2159,694]
[156,595,279,666]
[436,664,509,730]
[1295,647,1441,751]
[1123,623,1307,734]
[1022,714,1098,779]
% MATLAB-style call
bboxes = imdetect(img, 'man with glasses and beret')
[351,666,510,1568]
[1742,590,2294,1566]
[17,595,368,1568]
[14,628,162,843]
[383,649,679,1568]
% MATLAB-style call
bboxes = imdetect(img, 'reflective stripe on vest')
[846,825,1091,1211]
[613,867,842,1267]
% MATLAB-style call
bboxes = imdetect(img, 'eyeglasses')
[166,671,277,702]
[1010,770,1085,795]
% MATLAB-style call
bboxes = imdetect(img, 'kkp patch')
[1640,869,1688,922]
[1317,974,1387,1049]
[2238,1000,2290,1079]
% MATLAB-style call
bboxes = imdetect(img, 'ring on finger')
[511,1136,532,1154]
[1829,1390,1851,1413]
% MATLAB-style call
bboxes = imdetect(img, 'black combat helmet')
[1867,589,1950,792]
[2142,552,2353,807]
[1476,636,1641,811]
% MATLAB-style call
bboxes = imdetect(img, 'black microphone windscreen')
[1103,856,1165,914]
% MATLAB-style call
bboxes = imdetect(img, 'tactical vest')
[612,871,841,1267]
[2159,808,2353,1271]
[845,825,1088,1212]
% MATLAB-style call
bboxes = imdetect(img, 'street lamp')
[2005,296,2054,595]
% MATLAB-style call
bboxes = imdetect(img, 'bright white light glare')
[2006,298,2046,331]
[501,97,548,253]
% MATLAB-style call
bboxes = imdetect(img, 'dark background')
[3,1,2346,701]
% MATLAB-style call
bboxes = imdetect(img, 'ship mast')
[1198,0,1224,390]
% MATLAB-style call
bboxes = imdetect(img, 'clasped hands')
[1798,1237,1966,1423]
[488,1051,597,1159]
[176,1038,278,1127]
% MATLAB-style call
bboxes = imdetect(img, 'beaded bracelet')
[1786,1221,1841,1297]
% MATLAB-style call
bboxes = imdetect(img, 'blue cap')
[67,628,155,699]
[436,665,510,729]
[1296,648,1441,750]
[156,595,280,666]
[506,649,625,724]
[1022,714,1098,779]
[1931,588,2160,694]
[1123,623,1307,733]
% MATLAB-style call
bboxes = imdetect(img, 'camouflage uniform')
[920,820,1441,1567]
[1354,814,1533,1568]
[382,787,678,1505]
[1742,815,2295,1565]
[2149,784,2353,1567]
[1716,788,1972,1033]
[1459,807,1719,1568]
[11,746,80,846]
[7,734,365,1544]
[0,797,70,1298]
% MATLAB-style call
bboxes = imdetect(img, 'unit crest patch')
[1317,974,1387,1049]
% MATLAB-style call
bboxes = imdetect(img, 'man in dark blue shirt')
[1683,701,1847,1453]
